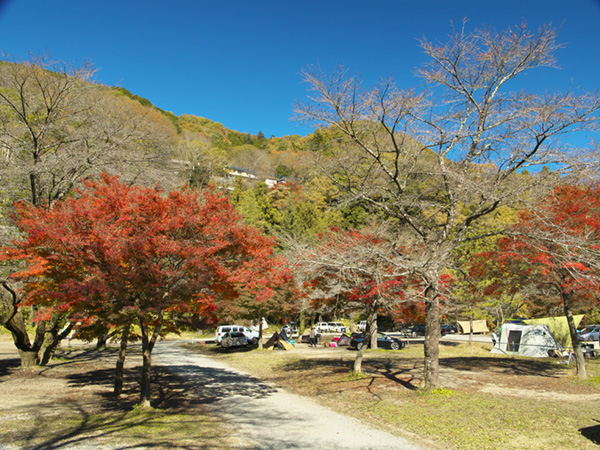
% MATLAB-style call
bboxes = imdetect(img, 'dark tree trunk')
[138,314,163,408]
[562,290,586,379]
[353,307,377,374]
[96,329,118,350]
[353,337,369,374]
[96,335,108,349]
[41,319,74,365]
[139,325,153,408]
[114,324,131,396]
[1,283,45,368]
[423,274,441,390]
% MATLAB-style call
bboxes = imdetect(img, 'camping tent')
[457,320,489,334]
[522,315,584,348]
[491,323,563,357]
[264,332,294,351]
[336,334,350,346]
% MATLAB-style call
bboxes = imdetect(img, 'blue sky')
[0,0,598,138]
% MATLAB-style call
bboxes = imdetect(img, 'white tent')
[491,323,564,358]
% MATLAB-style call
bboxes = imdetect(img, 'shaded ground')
[0,341,252,449]
[2,338,600,449]
[154,341,423,450]
[187,339,600,449]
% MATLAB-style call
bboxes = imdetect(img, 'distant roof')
[229,166,256,174]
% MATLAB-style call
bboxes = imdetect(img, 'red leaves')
[2,174,288,333]
[472,183,600,308]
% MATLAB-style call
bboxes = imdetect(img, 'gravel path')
[154,341,423,450]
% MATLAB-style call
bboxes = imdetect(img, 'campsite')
[2,324,600,449]
[192,334,600,449]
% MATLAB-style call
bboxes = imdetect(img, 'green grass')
[185,341,600,450]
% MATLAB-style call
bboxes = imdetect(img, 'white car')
[327,322,347,333]
[216,325,260,345]
[357,320,367,331]
[315,322,329,333]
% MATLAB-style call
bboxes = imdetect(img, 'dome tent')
[491,323,564,358]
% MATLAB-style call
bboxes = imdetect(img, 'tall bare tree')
[294,22,600,389]
[288,224,409,374]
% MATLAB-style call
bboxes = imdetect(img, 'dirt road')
[154,340,423,450]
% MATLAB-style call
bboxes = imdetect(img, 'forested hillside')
[2,20,600,392]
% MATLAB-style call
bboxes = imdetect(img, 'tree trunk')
[41,319,74,365]
[258,319,264,350]
[137,313,163,407]
[114,324,131,396]
[139,325,153,408]
[368,310,378,349]
[96,329,118,350]
[563,291,586,379]
[353,339,368,374]
[423,276,441,390]
[1,282,43,368]
[18,348,39,368]
[96,334,108,349]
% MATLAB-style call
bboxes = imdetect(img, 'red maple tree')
[471,184,600,378]
[3,174,290,405]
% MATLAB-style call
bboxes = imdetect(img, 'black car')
[441,324,457,335]
[349,332,406,350]
[410,325,426,337]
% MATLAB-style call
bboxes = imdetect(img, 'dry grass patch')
[0,342,249,449]
[185,340,600,450]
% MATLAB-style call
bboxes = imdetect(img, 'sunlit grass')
[185,341,600,450]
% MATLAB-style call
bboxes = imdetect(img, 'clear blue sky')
[0,0,599,138]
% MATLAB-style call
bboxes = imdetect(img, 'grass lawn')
[184,339,600,450]
[1,336,599,449]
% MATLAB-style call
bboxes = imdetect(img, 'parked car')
[220,331,248,348]
[578,325,600,342]
[357,320,367,331]
[410,325,426,337]
[441,324,457,335]
[349,332,406,350]
[281,323,298,335]
[327,322,347,333]
[315,322,329,333]
[216,325,259,344]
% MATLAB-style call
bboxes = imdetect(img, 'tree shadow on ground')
[580,420,600,445]
[153,364,278,406]
[280,356,421,391]
[439,356,564,377]
[66,361,277,410]
[9,399,227,450]
[11,402,184,450]
[0,356,20,377]
[2,357,230,449]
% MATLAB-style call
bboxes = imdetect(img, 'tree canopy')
[3,174,290,405]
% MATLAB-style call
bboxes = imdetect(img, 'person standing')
[491,330,498,347]
[309,327,317,348]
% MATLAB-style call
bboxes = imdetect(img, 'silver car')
[220,331,248,348]
[578,325,600,342]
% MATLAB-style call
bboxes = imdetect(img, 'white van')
[215,325,259,344]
